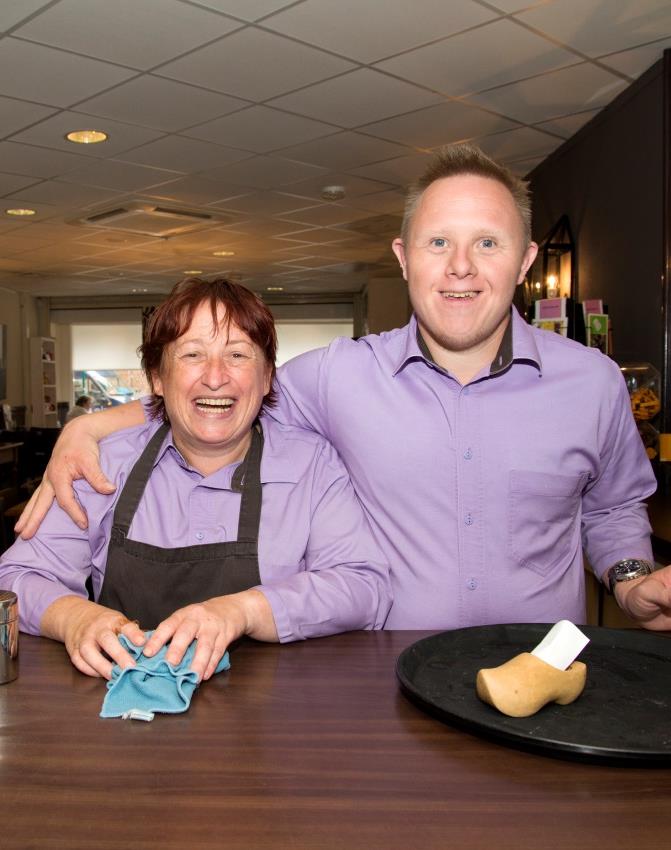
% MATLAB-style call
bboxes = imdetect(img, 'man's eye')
[480,238,496,249]
[430,238,447,248]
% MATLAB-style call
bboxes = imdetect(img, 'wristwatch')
[606,559,653,594]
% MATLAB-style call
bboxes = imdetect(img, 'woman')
[0,278,391,681]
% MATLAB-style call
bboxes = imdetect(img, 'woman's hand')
[143,590,277,681]
[40,596,147,679]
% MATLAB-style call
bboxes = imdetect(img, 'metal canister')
[0,590,18,684]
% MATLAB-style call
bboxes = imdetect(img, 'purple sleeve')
[270,346,333,439]
[256,440,391,640]
[581,363,656,579]
[0,502,94,634]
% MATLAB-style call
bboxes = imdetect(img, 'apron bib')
[98,422,263,630]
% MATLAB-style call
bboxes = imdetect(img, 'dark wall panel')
[529,62,664,370]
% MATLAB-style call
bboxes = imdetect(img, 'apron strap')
[232,423,263,544]
[111,421,170,538]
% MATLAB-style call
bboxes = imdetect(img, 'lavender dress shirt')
[271,308,656,629]
[0,419,391,640]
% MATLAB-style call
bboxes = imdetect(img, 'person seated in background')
[0,278,391,681]
[17,143,671,632]
[65,395,93,423]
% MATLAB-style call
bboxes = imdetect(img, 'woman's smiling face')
[152,300,271,472]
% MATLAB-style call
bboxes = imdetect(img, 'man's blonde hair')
[401,143,532,243]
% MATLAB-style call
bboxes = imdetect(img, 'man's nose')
[446,244,476,279]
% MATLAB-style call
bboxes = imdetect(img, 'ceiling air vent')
[67,201,231,238]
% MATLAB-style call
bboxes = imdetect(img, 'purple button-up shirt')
[0,418,391,639]
[271,308,656,629]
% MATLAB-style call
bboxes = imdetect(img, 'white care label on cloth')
[530,620,590,671]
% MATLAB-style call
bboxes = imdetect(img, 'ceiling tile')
[361,101,518,148]
[158,28,355,101]
[0,141,91,178]
[5,180,123,209]
[534,109,599,138]
[276,131,409,171]
[515,0,671,58]
[0,1,54,31]
[77,75,249,132]
[183,0,296,22]
[349,189,406,214]
[57,159,181,192]
[0,96,57,139]
[14,0,242,70]
[184,105,335,153]
[272,227,352,244]
[10,111,165,158]
[143,175,250,207]
[475,126,563,162]
[268,69,444,127]
[485,0,551,11]
[597,36,671,79]
[468,62,628,123]
[212,191,317,215]
[0,172,40,196]
[118,135,251,171]
[199,155,328,189]
[0,38,135,107]
[277,204,375,227]
[263,0,497,63]
[375,19,579,97]
[348,152,433,185]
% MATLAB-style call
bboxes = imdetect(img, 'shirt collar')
[394,308,542,378]
[152,420,301,485]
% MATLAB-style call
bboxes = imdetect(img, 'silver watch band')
[607,559,653,594]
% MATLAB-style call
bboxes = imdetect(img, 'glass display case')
[620,362,662,460]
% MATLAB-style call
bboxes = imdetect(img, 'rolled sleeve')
[581,364,656,580]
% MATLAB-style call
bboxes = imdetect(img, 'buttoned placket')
[454,381,487,625]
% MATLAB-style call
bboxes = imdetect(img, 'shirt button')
[464,513,473,526]
[195,531,204,541]
[467,578,478,590]
[463,448,473,460]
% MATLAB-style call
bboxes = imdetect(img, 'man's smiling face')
[393,174,537,370]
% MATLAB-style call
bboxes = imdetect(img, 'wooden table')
[2,632,670,849]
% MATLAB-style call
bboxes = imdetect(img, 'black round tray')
[396,624,671,766]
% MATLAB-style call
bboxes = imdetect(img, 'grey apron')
[98,421,263,629]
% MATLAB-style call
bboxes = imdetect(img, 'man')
[65,395,93,422]
[18,144,671,631]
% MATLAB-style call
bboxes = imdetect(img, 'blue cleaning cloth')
[100,632,230,719]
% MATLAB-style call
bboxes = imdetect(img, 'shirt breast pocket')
[509,470,588,576]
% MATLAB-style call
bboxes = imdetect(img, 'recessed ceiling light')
[213,250,235,257]
[65,129,108,144]
[183,270,203,275]
[266,286,284,292]
[5,207,36,216]
[131,288,149,293]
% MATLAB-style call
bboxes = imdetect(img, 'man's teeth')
[442,291,478,299]
[195,398,234,410]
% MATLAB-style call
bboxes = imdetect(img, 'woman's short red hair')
[140,277,277,421]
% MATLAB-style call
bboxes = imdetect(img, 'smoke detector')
[321,185,346,201]
[67,201,233,238]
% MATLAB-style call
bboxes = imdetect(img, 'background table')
[2,632,670,849]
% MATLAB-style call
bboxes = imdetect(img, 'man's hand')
[615,565,671,630]
[40,597,147,679]
[15,420,117,538]
[143,590,277,681]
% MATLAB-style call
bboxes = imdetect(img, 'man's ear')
[392,238,408,281]
[516,241,539,285]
